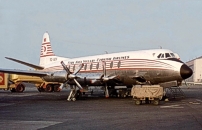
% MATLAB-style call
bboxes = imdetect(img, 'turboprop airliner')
[0,32,193,101]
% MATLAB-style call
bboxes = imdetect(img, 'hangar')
[186,56,202,83]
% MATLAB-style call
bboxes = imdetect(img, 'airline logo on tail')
[40,32,55,57]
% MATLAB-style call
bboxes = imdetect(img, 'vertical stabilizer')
[39,32,68,67]
[40,32,55,57]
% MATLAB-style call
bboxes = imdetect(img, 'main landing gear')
[67,85,82,101]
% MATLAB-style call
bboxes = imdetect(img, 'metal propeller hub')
[68,74,77,79]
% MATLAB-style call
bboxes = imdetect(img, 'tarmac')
[0,84,202,130]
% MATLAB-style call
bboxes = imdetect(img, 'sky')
[0,0,202,69]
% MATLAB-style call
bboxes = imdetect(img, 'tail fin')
[40,32,55,57]
[39,32,68,67]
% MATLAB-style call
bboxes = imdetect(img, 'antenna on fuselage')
[105,51,108,54]
[159,46,162,49]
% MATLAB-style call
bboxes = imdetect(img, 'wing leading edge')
[5,57,44,70]
[0,68,48,77]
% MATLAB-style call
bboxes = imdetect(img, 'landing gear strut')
[67,86,82,101]
[105,86,109,98]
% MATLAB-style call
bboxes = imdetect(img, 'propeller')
[101,61,111,98]
[59,61,84,90]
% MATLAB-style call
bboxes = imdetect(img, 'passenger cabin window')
[90,63,93,70]
[73,65,75,71]
[110,61,113,68]
[96,63,99,69]
[84,64,87,70]
[117,61,121,68]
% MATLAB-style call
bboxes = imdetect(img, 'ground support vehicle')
[0,73,25,92]
[0,73,61,92]
[131,85,163,105]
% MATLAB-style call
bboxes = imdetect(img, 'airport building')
[186,56,202,82]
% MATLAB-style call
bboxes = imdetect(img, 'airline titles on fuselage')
[68,56,130,64]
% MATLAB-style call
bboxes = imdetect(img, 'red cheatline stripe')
[40,54,55,57]
[40,52,54,54]
[46,52,54,54]
[42,42,51,45]
[42,59,177,70]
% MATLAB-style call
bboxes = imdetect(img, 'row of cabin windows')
[69,61,121,71]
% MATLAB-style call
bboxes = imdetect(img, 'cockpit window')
[161,54,164,58]
[157,52,177,59]
[157,53,162,58]
[165,53,171,58]
[170,53,175,58]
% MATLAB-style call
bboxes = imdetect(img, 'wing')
[0,68,48,77]
[5,57,44,70]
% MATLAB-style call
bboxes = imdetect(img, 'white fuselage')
[41,49,190,87]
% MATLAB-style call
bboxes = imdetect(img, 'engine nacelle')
[76,77,103,86]
[42,71,67,82]
[42,72,104,86]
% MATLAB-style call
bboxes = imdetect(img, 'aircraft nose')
[180,64,193,79]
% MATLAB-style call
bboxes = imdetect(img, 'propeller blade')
[61,61,71,74]
[102,77,109,81]
[59,84,64,90]
[73,63,84,75]
[73,79,83,90]
[59,80,69,89]
[102,61,106,77]
[108,75,117,80]
[102,75,117,81]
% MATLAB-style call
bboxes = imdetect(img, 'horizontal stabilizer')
[5,57,44,70]
[0,68,48,77]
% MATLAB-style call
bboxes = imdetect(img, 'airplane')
[0,32,193,101]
